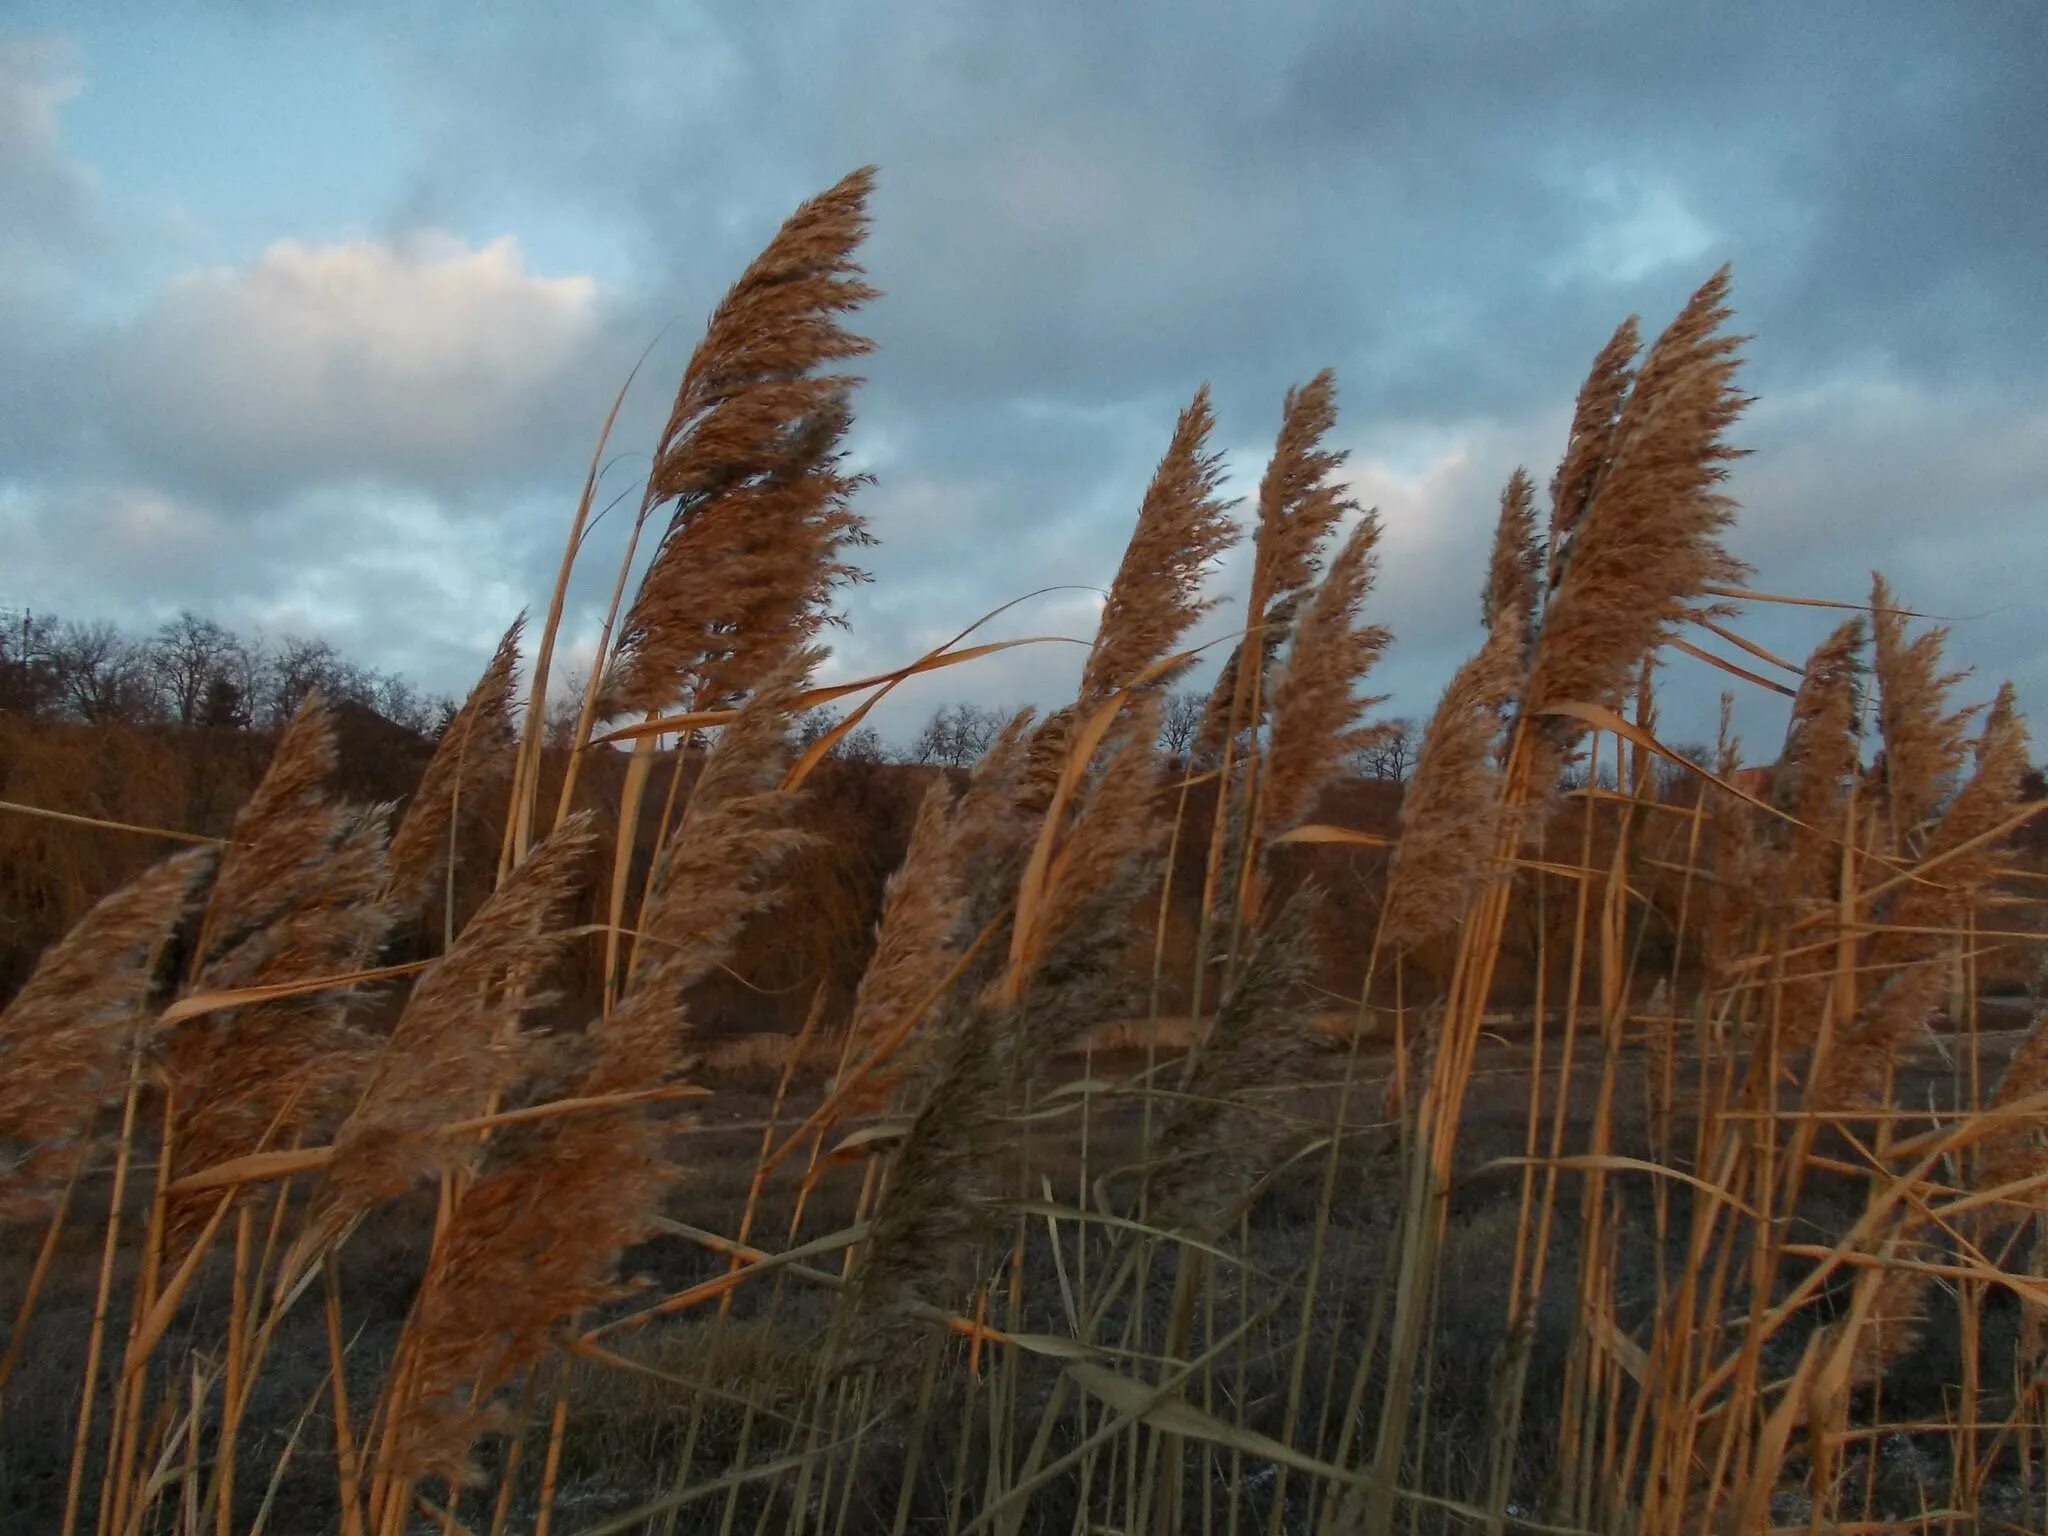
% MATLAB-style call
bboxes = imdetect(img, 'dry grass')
[2,168,2045,1536]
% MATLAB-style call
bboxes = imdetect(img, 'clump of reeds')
[1079,385,1236,705]
[162,698,395,1247]
[384,617,523,922]
[1523,268,1749,767]
[1147,889,1317,1232]
[841,377,1261,1370]
[387,662,812,1486]
[596,168,879,725]
[298,811,597,1260]
[0,845,216,1218]
[5,171,2046,1536]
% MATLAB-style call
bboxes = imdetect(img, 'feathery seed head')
[605,169,879,718]
[1546,316,1641,582]
[0,846,217,1220]
[385,617,522,918]
[1259,514,1391,842]
[1772,616,1867,903]
[1080,385,1237,705]
[1379,619,1523,956]
[1481,467,1542,644]
[1524,270,1749,765]
[1253,370,1352,607]
[1869,573,1973,846]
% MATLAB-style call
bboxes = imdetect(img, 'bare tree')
[372,672,447,735]
[909,701,1006,768]
[8,603,455,745]
[796,705,887,765]
[0,607,64,719]
[838,724,886,764]
[51,620,157,724]
[796,705,841,752]
[1353,717,1418,781]
[1652,742,1712,801]
[1158,689,1206,760]
[197,671,249,729]
[263,635,375,725]
[543,670,589,750]
[151,610,247,726]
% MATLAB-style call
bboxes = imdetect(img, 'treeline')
[883,695,1427,778]
[2,603,1589,796]
[0,606,458,736]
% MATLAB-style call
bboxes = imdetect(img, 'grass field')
[3,166,2046,1535]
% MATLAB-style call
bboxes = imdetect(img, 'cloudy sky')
[3,3,2043,749]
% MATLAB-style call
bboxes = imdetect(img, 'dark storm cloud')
[376,1,2046,406]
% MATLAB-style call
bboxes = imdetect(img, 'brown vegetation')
[4,167,2048,1536]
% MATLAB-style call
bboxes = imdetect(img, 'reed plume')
[1149,890,1316,1232]
[1701,692,1770,985]
[602,169,879,719]
[1378,618,1523,957]
[1525,268,1749,748]
[1806,1244,1936,1415]
[0,846,217,1219]
[1868,572,1972,848]
[840,900,1139,1377]
[1984,1002,2048,1191]
[163,699,395,1246]
[1258,515,1390,844]
[1752,619,1869,1054]
[307,814,597,1239]
[838,777,964,1114]
[1252,370,1352,605]
[1009,696,1169,1000]
[1544,317,1640,590]
[387,664,812,1482]
[1079,386,1237,705]
[1818,681,2031,1108]
[845,688,1168,1373]
[384,617,522,919]
[1197,371,1353,756]
[1196,592,1301,763]
[1772,616,1866,901]
[1481,467,1541,642]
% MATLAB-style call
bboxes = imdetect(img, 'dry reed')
[599,169,878,722]
[388,665,811,1484]
[163,699,394,1248]
[1868,571,1972,848]
[1378,618,1522,957]
[1080,386,1237,706]
[308,813,598,1242]
[385,617,522,919]
[5,180,2044,1536]
[0,845,217,1218]
[1524,267,1749,748]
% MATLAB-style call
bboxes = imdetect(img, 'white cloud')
[104,233,609,504]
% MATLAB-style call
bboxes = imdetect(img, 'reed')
[2,172,2042,1536]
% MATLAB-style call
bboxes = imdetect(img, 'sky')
[3,2,2044,752]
